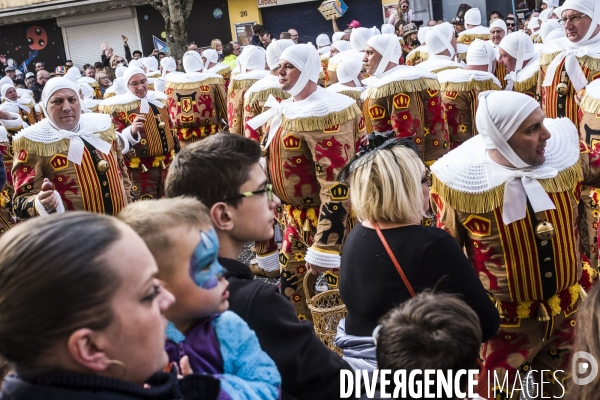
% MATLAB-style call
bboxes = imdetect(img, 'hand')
[38,178,58,212]
[179,356,193,377]
[106,48,114,58]
[121,35,128,44]
[131,115,146,135]
[575,89,585,106]
[101,42,108,52]
[0,110,14,120]
[152,49,159,56]
[306,262,328,275]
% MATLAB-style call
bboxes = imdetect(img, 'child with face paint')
[117,197,281,400]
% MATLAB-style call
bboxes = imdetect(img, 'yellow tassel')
[547,294,562,316]
[580,94,600,114]
[292,208,303,228]
[99,99,167,115]
[165,77,224,91]
[245,88,291,106]
[12,126,116,157]
[432,164,583,214]
[367,78,440,99]
[513,71,539,94]
[406,51,421,65]
[129,157,141,168]
[457,33,490,44]
[516,301,532,319]
[441,78,502,93]
[152,155,166,168]
[431,66,463,74]
[537,303,550,322]
[281,103,361,132]
[327,62,338,72]
[335,90,362,100]
[306,207,318,228]
[228,78,262,94]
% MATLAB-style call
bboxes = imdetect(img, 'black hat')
[451,4,472,25]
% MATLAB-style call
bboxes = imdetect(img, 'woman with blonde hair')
[210,39,224,61]
[335,133,499,371]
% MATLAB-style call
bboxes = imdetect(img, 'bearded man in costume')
[431,91,600,399]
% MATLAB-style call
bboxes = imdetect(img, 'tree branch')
[145,0,169,19]
[182,0,194,20]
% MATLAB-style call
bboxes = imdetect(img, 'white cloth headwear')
[182,51,203,73]
[337,58,363,87]
[418,26,432,44]
[545,28,566,42]
[543,0,559,7]
[425,23,456,58]
[154,77,166,93]
[529,16,540,31]
[331,40,351,53]
[539,8,553,22]
[0,76,12,90]
[143,56,159,72]
[238,45,266,73]
[128,58,144,69]
[110,77,126,96]
[123,66,164,114]
[499,31,536,90]
[1,83,14,98]
[266,39,295,71]
[202,49,219,71]
[367,34,401,77]
[370,26,381,36]
[116,64,127,78]
[332,32,346,42]
[350,27,374,51]
[490,19,507,35]
[467,39,496,73]
[79,83,94,99]
[280,44,321,96]
[477,90,556,224]
[539,19,562,42]
[63,66,81,83]
[381,24,395,35]
[160,57,177,76]
[41,77,111,165]
[553,6,563,18]
[464,8,482,28]
[542,0,600,91]
[316,33,331,47]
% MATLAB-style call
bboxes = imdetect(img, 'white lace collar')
[459,25,491,36]
[515,53,540,83]
[370,65,436,89]
[100,90,166,107]
[437,68,500,86]
[231,69,270,81]
[417,55,465,73]
[15,113,112,144]
[431,117,580,194]
[244,75,279,98]
[280,86,355,119]
[326,82,364,94]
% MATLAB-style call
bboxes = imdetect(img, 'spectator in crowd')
[29,70,49,102]
[259,29,272,47]
[388,0,413,25]
[158,51,166,60]
[335,135,499,371]
[488,10,504,21]
[5,66,24,86]
[222,42,238,70]
[332,17,360,34]
[54,66,67,77]
[121,35,141,61]
[427,19,437,26]
[505,17,516,32]
[34,61,45,72]
[188,42,198,51]
[95,69,112,96]
[132,49,143,59]
[490,19,507,45]
[567,284,600,400]
[65,59,74,70]
[164,134,351,400]
[210,39,224,61]
[110,54,128,71]
[94,62,103,72]
[280,32,291,39]
[394,19,405,36]
[288,28,299,43]
[118,197,281,399]
[372,292,482,400]
[0,212,221,400]
[100,42,115,68]
[84,65,96,78]
[24,72,36,89]
[251,24,265,46]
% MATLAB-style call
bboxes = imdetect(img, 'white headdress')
[266,39,296,71]
[464,8,482,28]
[350,27,374,52]
[466,39,496,73]
[366,34,401,77]
[122,66,165,114]
[279,44,321,96]
[499,31,536,90]
[316,33,331,47]
[425,23,456,58]
[337,58,363,87]
[490,19,507,35]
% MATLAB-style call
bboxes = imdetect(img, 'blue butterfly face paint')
[189,229,225,290]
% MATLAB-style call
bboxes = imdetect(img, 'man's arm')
[332,16,341,32]
[122,35,133,62]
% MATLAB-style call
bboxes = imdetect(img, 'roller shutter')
[58,8,141,70]
[260,0,384,47]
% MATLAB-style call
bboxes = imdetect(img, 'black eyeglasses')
[116,59,126,64]
[223,183,274,202]
[337,133,418,182]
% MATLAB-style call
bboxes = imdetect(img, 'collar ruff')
[431,117,580,196]
[541,36,600,59]
[326,82,364,93]
[147,71,162,78]
[366,65,438,99]
[459,25,491,37]
[231,69,270,82]
[207,63,231,75]
[100,90,167,108]
[515,53,540,83]
[437,68,501,88]
[417,55,465,73]
[280,86,356,120]
[244,74,279,98]
[15,113,112,144]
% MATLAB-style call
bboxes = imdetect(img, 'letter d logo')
[572,351,599,385]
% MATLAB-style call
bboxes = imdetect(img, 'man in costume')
[247,44,365,319]
[416,23,464,74]
[243,39,294,144]
[499,31,540,97]
[163,51,227,147]
[202,49,232,90]
[490,19,508,89]
[437,39,501,149]
[326,58,365,108]
[0,78,37,126]
[362,34,449,165]
[99,66,178,200]
[12,77,131,219]
[431,91,600,399]
[227,46,269,135]
[457,8,491,45]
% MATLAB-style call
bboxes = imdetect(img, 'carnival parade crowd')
[0,0,600,398]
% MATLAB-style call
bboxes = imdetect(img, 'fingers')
[180,355,193,376]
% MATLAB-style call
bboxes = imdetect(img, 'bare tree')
[145,0,194,60]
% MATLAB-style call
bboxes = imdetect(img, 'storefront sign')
[257,0,318,8]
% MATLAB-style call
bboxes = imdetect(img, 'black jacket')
[221,257,349,400]
[0,371,220,400]
[29,83,43,103]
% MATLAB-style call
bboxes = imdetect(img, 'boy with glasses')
[164,133,351,400]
